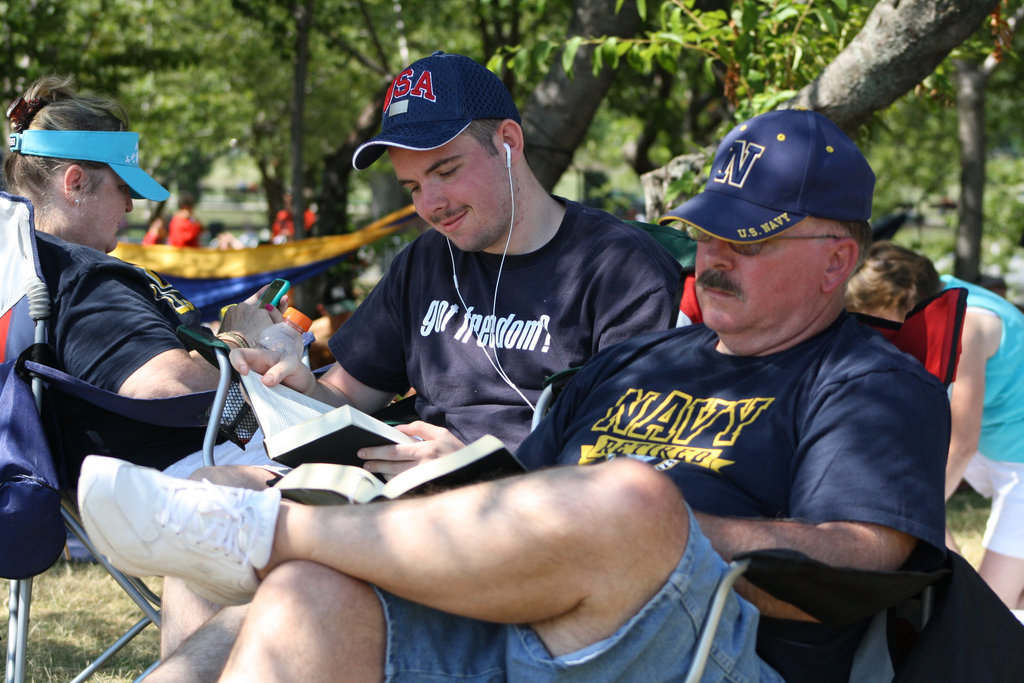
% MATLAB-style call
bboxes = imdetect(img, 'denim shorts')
[375,508,782,682]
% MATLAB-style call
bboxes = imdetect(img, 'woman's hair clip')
[6,97,45,134]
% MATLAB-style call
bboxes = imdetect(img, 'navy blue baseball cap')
[352,51,521,170]
[661,109,874,242]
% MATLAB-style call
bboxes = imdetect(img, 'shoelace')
[157,481,260,566]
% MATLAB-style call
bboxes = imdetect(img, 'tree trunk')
[953,59,988,283]
[318,88,389,235]
[786,0,999,135]
[290,0,314,240]
[521,0,642,191]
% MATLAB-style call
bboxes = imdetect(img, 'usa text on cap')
[352,51,520,171]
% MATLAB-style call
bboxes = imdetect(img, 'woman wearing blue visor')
[4,76,279,481]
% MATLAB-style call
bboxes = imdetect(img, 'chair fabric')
[0,360,64,579]
[891,551,1024,681]
[0,193,65,579]
[628,221,699,325]
[852,287,967,387]
[735,548,948,627]
[736,548,1024,681]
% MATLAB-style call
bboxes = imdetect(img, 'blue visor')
[9,130,169,201]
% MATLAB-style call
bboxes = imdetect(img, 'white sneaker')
[78,455,281,606]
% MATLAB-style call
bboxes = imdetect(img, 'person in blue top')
[78,109,949,683]
[847,240,1024,610]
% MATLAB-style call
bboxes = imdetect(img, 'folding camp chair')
[1,192,237,682]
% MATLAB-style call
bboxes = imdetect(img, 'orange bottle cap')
[283,306,313,332]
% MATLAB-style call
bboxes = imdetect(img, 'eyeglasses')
[6,97,45,134]
[683,225,845,257]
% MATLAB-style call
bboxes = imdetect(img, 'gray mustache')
[696,270,746,302]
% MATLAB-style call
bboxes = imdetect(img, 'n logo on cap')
[383,67,437,114]
[712,140,766,189]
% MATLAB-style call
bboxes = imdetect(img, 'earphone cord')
[446,157,535,410]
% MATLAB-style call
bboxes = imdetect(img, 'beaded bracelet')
[216,330,250,349]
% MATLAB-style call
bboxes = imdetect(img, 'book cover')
[274,435,526,505]
[238,371,416,467]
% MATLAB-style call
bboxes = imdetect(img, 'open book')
[273,435,526,505]
[238,370,416,468]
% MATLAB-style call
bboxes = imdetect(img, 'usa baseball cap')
[661,109,874,242]
[352,51,521,170]
[9,129,169,201]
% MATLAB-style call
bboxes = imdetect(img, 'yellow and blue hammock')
[112,205,418,320]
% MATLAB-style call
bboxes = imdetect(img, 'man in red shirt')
[271,192,315,243]
[167,192,202,247]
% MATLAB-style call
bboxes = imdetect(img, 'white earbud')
[442,138,532,411]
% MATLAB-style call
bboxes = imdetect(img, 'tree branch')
[785,0,1000,134]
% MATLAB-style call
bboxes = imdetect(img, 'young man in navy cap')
[84,109,949,682]
[232,51,682,469]
[155,51,682,666]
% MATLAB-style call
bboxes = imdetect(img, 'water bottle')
[257,306,313,359]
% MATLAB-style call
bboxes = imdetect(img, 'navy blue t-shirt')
[517,313,950,681]
[36,232,208,476]
[521,313,948,545]
[330,199,682,450]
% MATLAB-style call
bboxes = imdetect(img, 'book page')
[275,462,385,505]
[239,371,334,437]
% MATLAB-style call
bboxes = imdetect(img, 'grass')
[1,489,992,682]
[946,486,990,567]
[2,563,161,682]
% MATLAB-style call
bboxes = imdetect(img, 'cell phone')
[257,279,290,307]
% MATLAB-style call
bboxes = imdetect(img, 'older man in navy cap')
[80,108,949,682]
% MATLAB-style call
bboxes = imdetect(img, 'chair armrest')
[735,548,949,626]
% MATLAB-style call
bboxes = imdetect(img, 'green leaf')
[816,8,838,34]
[772,6,800,23]
[653,31,685,46]
[656,48,678,72]
[667,174,699,204]
[702,56,717,86]
[740,0,759,33]
[593,44,605,76]
[562,36,582,75]
[792,45,804,73]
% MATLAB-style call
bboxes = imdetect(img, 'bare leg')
[263,458,688,656]
[147,605,248,683]
[977,549,1024,610]
[160,578,221,657]
[160,465,278,659]
[219,561,384,683]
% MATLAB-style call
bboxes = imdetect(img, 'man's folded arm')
[693,512,918,620]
